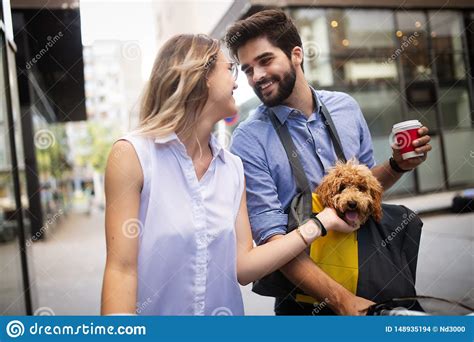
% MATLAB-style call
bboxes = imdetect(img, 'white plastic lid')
[392,120,422,133]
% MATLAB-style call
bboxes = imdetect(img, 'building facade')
[0,0,33,315]
[213,0,474,196]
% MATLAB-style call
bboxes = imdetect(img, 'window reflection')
[291,8,474,194]
[0,33,26,315]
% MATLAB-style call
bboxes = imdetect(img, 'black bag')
[252,100,423,303]
[451,190,474,213]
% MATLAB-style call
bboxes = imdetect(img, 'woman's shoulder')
[221,149,244,178]
[118,132,153,148]
[222,148,243,165]
[106,140,144,190]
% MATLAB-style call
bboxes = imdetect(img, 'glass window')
[430,11,474,188]
[0,34,27,315]
[293,8,403,136]
[430,10,465,54]
[326,9,396,53]
[289,8,474,194]
[292,8,413,195]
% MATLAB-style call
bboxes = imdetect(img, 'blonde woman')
[101,34,357,316]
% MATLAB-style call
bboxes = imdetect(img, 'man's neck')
[282,79,314,118]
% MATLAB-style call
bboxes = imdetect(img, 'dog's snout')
[348,201,357,209]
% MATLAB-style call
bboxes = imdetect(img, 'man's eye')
[260,58,271,65]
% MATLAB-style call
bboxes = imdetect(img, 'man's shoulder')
[316,89,358,108]
[316,89,363,124]
[233,105,273,138]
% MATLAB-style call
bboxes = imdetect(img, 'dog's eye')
[358,185,367,192]
[339,184,346,192]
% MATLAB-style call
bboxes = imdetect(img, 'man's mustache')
[254,76,280,90]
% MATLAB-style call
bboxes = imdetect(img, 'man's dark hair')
[224,9,302,62]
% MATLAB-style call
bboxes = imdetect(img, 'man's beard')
[253,65,296,107]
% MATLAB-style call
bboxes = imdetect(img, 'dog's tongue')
[344,211,359,222]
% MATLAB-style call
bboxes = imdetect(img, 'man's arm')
[372,126,432,190]
[231,127,373,315]
[267,236,373,315]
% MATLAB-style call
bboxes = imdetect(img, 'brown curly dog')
[316,159,383,229]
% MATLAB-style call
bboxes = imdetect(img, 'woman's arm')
[235,181,355,286]
[101,140,143,315]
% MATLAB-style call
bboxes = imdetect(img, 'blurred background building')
[0,0,472,315]
[213,0,474,197]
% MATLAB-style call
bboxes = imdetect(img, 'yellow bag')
[295,193,359,304]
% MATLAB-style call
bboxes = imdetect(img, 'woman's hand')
[316,207,360,234]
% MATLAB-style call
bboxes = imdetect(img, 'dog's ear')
[369,176,384,222]
[316,174,334,207]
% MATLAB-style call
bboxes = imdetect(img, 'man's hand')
[316,207,359,234]
[392,126,432,171]
[338,294,375,316]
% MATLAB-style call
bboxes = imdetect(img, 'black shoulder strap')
[268,110,312,194]
[320,102,347,163]
[267,98,346,222]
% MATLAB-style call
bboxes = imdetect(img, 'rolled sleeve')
[250,215,287,245]
[356,102,376,168]
[231,127,288,245]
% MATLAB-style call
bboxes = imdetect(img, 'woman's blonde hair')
[137,34,220,139]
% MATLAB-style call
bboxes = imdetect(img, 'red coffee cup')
[392,120,424,160]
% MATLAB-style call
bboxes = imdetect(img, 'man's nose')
[253,66,266,84]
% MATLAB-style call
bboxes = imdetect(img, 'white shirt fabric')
[119,132,245,315]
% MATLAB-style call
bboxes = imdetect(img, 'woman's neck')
[178,120,214,161]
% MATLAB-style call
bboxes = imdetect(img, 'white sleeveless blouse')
[120,132,245,315]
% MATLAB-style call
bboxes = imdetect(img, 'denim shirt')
[230,88,375,245]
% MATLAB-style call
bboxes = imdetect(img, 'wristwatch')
[310,213,328,237]
[389,157,410,173]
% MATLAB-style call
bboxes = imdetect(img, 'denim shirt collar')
[269,86,322,125]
